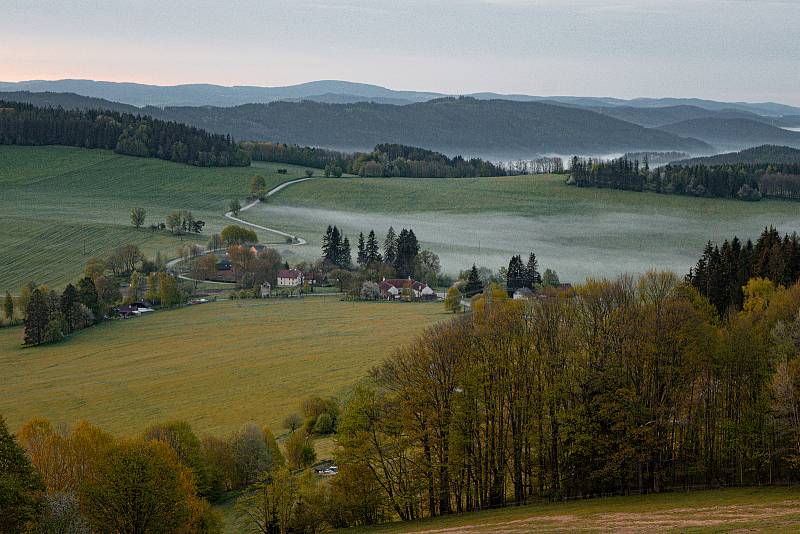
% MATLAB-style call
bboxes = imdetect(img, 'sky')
[2,0,799,104]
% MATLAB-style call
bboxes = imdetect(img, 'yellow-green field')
[360,487,800,533]
[0,298,445,436]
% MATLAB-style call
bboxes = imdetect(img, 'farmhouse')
[379,277,436,301]
[277,269,304,287]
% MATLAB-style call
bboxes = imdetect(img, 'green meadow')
[248,175,800,281]
[0,145,306,290]
[0,298,444,436]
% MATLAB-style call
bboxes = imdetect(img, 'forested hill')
[674,145,800,166]
[0,100,249,167]
[148,97,713,158]
[0,90,141,114]
[593,105,800,129]
[657,118,800,151]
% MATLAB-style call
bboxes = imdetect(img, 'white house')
[379,278,436,300]
[277,269,304,287]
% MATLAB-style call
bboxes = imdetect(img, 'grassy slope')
[359,487,800,533]
[247,175,800,281]
[0,145,309,290]
[0,298,444,436]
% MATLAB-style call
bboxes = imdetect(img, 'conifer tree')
[366,230,381,263]
[464,264,484,297]
[384,227,398,266]
[24,288,50,346]
[357,232,367,267]
[525,252,542,288]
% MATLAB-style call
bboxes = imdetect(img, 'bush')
[43,318,65,344]
[312,412,335,435]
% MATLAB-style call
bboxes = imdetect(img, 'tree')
[221,225,258,246]
[414,250,441,286]
[464,264,484,297]
[208,233,223,251]
[79,440,196,533]
[231,424,272,487]
[130,207,146,229]
[228,199,242,216]
[284,431,315,470]
[444,285,462,313]
[305,169,314,178]
[542,268,560,287]
[24,288,50,346]
[251,175,267,198]
[357,232,367,267]
[525,252,542,288]
[83,258,106,280]
[262,427,285,469]
[383,227,397,266]
[393,229,420,278]
[0,416,44,532]
[143,421,211,499]
[340,236,352,269]
[235,468,297,534]
[365,230,381,264]
[283,414,303,433]
[158,272,181,308]
[144,273,159,304]
[506,255,525,292]
[3,290,13,324]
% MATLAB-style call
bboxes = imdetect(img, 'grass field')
[250,175,800,282]
[0,145,311,290]
[358,487,800,533]
[0,298,445,436]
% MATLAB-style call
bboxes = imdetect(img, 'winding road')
[224,176,320,246]
[167,175,318,281]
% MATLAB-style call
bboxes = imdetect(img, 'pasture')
[0,298,445,436]
[0,145,309,290]
[250,175,800,282]
[360,487,800,533]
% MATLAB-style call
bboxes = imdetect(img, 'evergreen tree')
[77,277,101,321]
[464,264,484,297]
[506,255,525,292]
[24,288,50,346]
[60,283,78,333]
[525,252,542,288]
[0,416,44,532]
[357,232,367,267]
[394,229,420,278]
[339,236,352,269]
[384,227,398,265]
[365,230,382,263]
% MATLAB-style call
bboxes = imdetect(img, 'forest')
[687,227,800,314]
[335,270,800,523]
[569,154,800,201]
[244,141,507,178]
[0,100,249,167]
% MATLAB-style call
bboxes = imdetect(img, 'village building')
[277,269,304,287]
[379,277,436,300]
[260,282,272,298]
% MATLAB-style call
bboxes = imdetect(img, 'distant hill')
[657,118,800,151]
[0,91,141,113]
[593,105,800,129]
[148,97,712,158]
[673,145,800,166]
[1,79,799,117]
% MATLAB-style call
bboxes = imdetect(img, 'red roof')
[278,269,302,279]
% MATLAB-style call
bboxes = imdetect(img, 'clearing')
[0,298,445,435]
[359,487,800,533]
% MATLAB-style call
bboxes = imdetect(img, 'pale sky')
[2,0,799,104]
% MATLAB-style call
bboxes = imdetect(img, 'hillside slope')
[152,98,712,157]
[594,105,799,128]
[658,118,800,151]
[674,145,800,166]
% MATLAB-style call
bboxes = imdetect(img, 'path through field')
[224,176,319,245]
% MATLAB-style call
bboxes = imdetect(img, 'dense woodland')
[336,271,800,523]
[244,141,507,178]
[0,100,249,167]
[688,227,800,314]
[569,154,800,201]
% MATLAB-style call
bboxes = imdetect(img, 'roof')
[278,269,302,279]
[380,278,428,292]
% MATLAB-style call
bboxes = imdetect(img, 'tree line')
[0,100,249,167]
[335,271,800,524]
[687,227,800,314]
[244,141,507,178]
[569,156,800,201]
